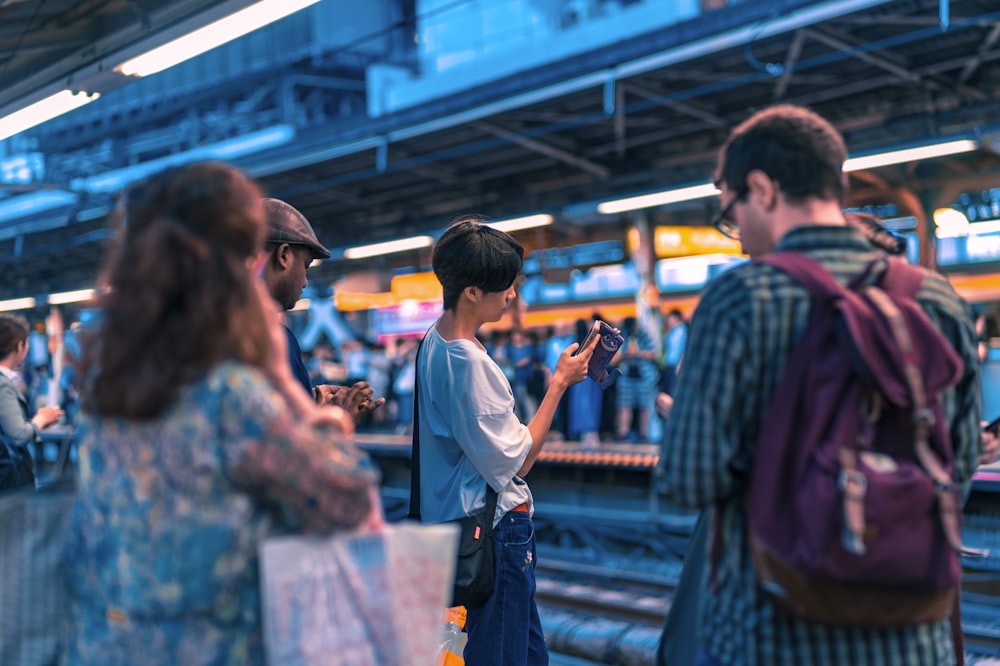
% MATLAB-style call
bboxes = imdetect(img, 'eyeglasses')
[712,193,742,241]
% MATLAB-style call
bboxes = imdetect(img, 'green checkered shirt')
[662,225,981,666]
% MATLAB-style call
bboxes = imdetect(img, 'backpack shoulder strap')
[408,337,425,521]
[877,257,926,299]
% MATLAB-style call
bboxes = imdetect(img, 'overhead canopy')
[1,0,999,300]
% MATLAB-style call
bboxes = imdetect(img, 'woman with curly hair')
[66,162,380,665]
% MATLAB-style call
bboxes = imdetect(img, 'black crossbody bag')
[408,337,497,608]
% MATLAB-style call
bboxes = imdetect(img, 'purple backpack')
[745,252,964,627]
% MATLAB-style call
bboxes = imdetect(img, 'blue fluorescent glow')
[71,124,296,194]
[0,190,77,224]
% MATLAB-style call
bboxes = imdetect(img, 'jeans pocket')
[498,513,534,548]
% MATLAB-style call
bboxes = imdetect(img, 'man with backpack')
[660,104,982,666]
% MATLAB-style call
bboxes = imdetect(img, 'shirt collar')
[0,365,17,381]
[773,224,873,254]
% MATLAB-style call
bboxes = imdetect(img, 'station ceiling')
[2,0,1000,301]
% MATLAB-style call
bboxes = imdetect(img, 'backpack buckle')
[838,469,868,495]
[913,408,935,426]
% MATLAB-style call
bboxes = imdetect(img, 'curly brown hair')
[78,162,272,419]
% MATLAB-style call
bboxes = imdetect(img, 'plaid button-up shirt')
[662,225,982,666]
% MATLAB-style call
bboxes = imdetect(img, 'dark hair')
[79,161,271,419]
[432,216,524,311]
[714,104,848,206]
[0,314,28,359]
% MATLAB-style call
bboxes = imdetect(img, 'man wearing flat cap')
[261,198,384,424]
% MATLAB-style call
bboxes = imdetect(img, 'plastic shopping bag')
[260,522,458,666]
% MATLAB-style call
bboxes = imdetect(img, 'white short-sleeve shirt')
[415,324,533,526]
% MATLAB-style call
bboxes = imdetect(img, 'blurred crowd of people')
[295,309,688,446]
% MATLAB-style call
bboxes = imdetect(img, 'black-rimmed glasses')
[712,194,742,241]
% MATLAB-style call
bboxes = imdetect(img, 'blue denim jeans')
[464,512,547,666]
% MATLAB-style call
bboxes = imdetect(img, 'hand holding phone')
[574,320,624,388]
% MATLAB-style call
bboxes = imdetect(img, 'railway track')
[535,554,1000,665]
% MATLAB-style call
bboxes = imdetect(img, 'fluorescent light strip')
[344,235,434,260]
[71,124,295,194]
[597,183,719,215]
[487,214,554,233]
[118,0,322,77]
[0,91,100,142]
[47,289,96,305]
[0,190,78,224]
[843,139,976,172]
[596,139,978,216]
[0,297,36,312]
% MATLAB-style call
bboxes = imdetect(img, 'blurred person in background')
[508,329,538,422]
[66,162,381,665]
[615,316,659,442]
[259,198,384,425]
[659,309,687,396]
[0,314,63,490]
[567,318,604,447]
[542,322,576,440]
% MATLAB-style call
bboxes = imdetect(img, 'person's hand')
[308,404,355,437]
[552,332,599,389]
[655,392,674,419]
[32,405,63,429]
[318,381,386,426]
[980,422,1000,466]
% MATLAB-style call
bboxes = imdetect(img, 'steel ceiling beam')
[773,30,806,101]
[805,25,988,101]
[621,82,725,128]
[959,22,1000,83]
[473,121,610,179]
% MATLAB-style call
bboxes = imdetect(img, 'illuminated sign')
[521,240,624,274]
[0,153,44,186]
[957,188,1000,223]
[937,232,1000,267]
[655,254,746,293]
[653,226,742,258]
[371,300,443,337]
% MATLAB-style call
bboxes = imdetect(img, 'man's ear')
[272,243,293,271]
[746,169,777,210]
[463,285,479,302]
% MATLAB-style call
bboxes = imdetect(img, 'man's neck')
[771,199,846,242]
[436,307,482,343]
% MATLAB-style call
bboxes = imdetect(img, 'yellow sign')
[391,272,443,301]
[654,226,742,258]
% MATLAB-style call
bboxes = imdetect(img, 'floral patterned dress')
[64,361,378,665]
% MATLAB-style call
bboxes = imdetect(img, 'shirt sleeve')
[217,365,379,532]
[661,272,752,507]
[918,276,982,500]
[0,381,36,444]
[450,350,532,492]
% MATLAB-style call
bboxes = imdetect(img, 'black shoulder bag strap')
[408,331,498,522]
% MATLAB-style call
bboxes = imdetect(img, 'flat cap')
[263,198,331,260]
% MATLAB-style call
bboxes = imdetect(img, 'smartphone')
[575,320,625,387]
[986,416,1000,435]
